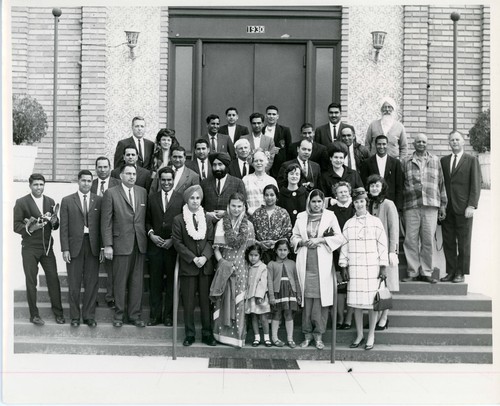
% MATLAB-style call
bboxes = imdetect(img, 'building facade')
[10,5,490,181]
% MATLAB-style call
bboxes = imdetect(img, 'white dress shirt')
[31,194,44,216]
[122,183,134,211]
[344,144,356,170]
[329,123,338,141]
[450,150,464,172]
[173,166,185,190]
[227,126,236,143]
[376,154,388,177]
[77,190,90,233]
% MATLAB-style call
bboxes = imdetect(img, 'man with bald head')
[401,133,447,284]
[440,131,481,283]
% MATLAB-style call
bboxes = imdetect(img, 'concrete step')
[13,319,492,346]
[39,273,150,289]
[396,282,468,296]
[13,336,492,364]
[392,293,492,311]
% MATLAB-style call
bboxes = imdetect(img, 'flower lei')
[222,214,249,249]
[182,205,207,240]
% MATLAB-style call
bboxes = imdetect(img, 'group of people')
[13,98,481,352]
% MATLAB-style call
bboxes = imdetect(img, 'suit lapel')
[175,169,188,192]
[118,186,134,210]
[28,195,43,217]
[453,154,466,175]
[72,192,84,215]
[442,155,452,178]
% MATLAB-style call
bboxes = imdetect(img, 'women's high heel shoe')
[349,338,365,348]
[375,318,389,331]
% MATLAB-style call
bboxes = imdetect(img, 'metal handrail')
[172,258,180,360]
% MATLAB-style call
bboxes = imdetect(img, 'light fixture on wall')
[125,30,140,59]
[371,31,387,62]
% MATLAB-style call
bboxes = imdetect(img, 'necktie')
[211,136,216,151]
[302,160,308,177]
[128,188,134,212]
[347,149,353,169]
[216,179,221,195]
[452,154,457,173]
[201,160,206,180]
[333,125,337,141]
[100,180,105,196]
[164,192,169,212]
[138,140,143,164]
[83,194,88,227]
[242,162,247,177]
[193,213,199,231]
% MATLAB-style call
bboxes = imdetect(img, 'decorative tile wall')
[104,7,162,158]
[347,6,404,143]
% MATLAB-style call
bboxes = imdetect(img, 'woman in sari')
[210,192,255,348]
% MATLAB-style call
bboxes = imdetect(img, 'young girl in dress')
[267,239,302,348]
[245,244,272,347]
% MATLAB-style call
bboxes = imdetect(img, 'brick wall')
[340,7,350,118]
[159,7,169,128]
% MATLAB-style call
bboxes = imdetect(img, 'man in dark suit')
[172,185,216,346]
[264,105,292,178]
[360,134,404,211]
[91,156,120,308]
[201,152,246,222]
[277,139,321,191]
[13,173,65,325]
[101,164,148,327]
[202,114,236,159]
[185,138,212,181]
[60,170,102,327]
[113,116,155,170]
[170,146,200,195]
[218,107,249,144]
[314,102,353,148]
[440,131,481,283]
[227,138,255,179]
[111,145,152,192]
[146,167,184,326]
[288,123,329,171]
[339,126,370,173]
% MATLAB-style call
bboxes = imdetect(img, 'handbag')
[373,279,392,311]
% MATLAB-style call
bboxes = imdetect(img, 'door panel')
[202,43,254,135]
[202,43,306,140]
[254,44,306,140]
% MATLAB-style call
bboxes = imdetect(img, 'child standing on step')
[244,244,272,347]
[267,239,302,348]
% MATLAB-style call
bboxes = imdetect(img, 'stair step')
[397,282,468,296]
[39,273,149,289]
[392,293,492,311]
[14,288,152,304]
[13,336,492,364]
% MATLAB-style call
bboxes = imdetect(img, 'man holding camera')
[13,173,65,325]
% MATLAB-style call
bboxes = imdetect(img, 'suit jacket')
[441,153,481,214]
[227,158,255,179]
[101,185,148,255]
[360,154,404,211]
[111,165,152,192]
[288,141,330,171]
[172,212,214,276]
[241,133,275,153]
[185,158,212,180]
[90,177,120,196]
[352,142,371,171]
[264,124,292,178]
[114,136,155,170]
[202,133,236,159]
[219,124,249,143]
[201,175,246,212]
[314,122,353,147]
[173,166,200,195]
[277,158,322,190]
[321,165,364,198]
[13,194,59,250]
[60,192,102,257]
[146,190,184,255]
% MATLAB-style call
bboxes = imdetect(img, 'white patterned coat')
[339,213,389,309]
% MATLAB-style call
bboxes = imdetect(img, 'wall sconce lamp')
[371,31,387,61]
[125,30,140,59]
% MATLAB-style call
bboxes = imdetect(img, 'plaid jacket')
[401,151,447,210]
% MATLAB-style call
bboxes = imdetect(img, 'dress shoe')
[202,335,217,346]
[147,319,161,326]
[106,301,116,309]
[55,316,66,324]
[340,323,351,330]
[183,336,195,346]
[133,319,146,328]
[375,318,389,331]
[84,319,97,327]
[440,274,455,282]
[452,274,464,283]
[30,316,45,326]
[365,343,374,351]
[70,319,80,327]
[420,276,438,284]
[402,276,419,282]
[113,320,123,327]
[164,318,173,327]
[349,338,365,348]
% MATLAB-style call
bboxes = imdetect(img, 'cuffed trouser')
[441,208,473,276]
[302,297,329,341]
[403,206,438,277]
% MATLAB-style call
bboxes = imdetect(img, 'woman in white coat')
[291,189,346,350]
